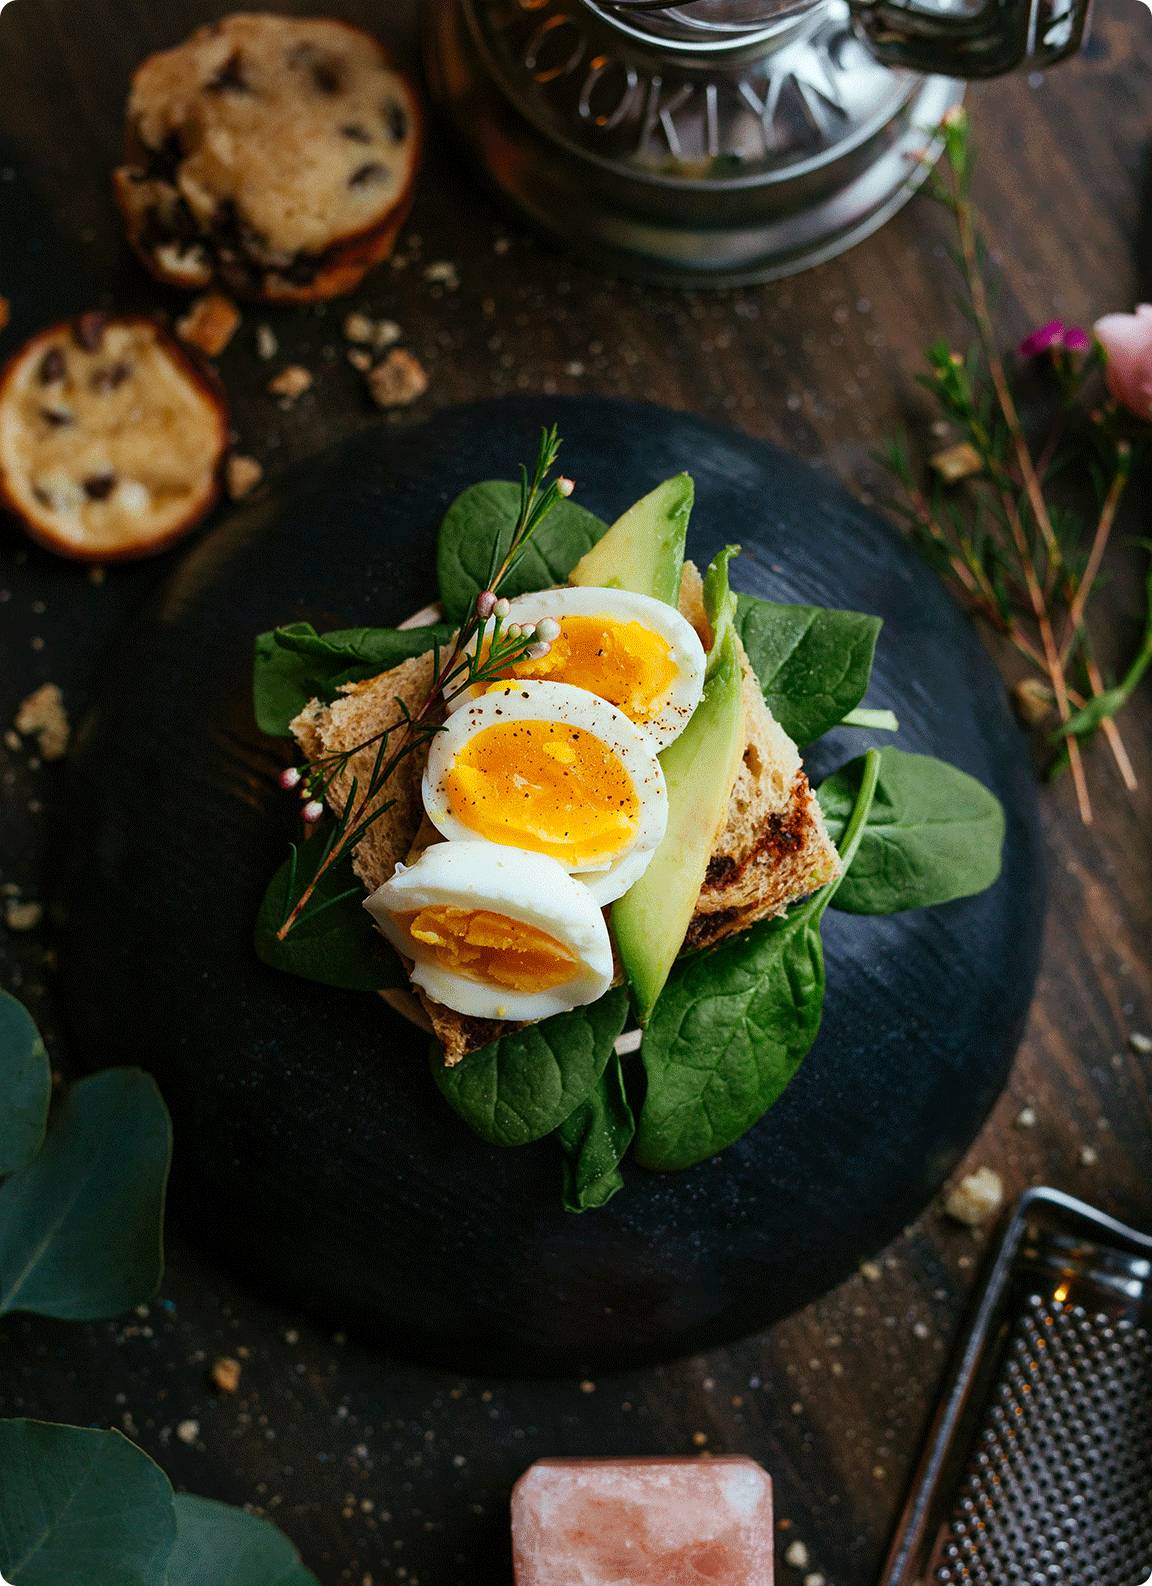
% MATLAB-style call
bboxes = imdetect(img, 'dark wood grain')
[1,1,1150,1584]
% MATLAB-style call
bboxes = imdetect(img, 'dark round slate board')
[58,396,1044,1376]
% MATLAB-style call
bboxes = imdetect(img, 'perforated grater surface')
[882,1188,1152,1586]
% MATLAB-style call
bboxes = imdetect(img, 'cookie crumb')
[347,348,373,372]
[343,313,401,352]
[1129,1031,1152,1056]
[859,1260,882,1282]
[255,324,279,361]
[226,454,264,500]
[943,1167,1003,1227]
[176,293,241,357]
[4,898,43,933]
[268,365,313,404]
[366,348,428,408]
[424,260,459,290]
[211,1356,242,1394]
[579,1379,596,1395]
[175,1418,200,1445]
[803,1574,826,1586]
[1016,1105,1037,1129]
[15,683,70,761]
[1078,1145,1098,1168]
[784,1541,810,1569]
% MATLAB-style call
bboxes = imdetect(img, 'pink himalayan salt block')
[512,1457,774,1586]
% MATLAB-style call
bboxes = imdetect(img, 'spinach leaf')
[168,1496,320,1586]
[817,747,1004,915]
[556,1052,635,1213]
[433,986,630,1148]
[0,1421,175,1586]
[437,481,608,624]
[734,594,882,747]
[0,991,51,1178]
[255,842,403,992]
[0,1070,171,1321]
[637,752,880,1171]
[253,622,452,738]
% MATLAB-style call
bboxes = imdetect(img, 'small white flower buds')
[506,622,522,640]
[279,766,303,791]
[536,617,562,643]
[302,799,325,824]
[556,476,575,497]
[493,598,511,619]
[525,641,551,661]
[476,590,498,620]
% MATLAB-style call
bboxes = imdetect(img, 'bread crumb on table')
[176,293,241,357]
[1130,1031,1152,1055]
[784,1540,810,1569]
[268,365,313,404]
[14,682,70,761]
[344,312,401,351]
[210,1356,242,1394]
[4,898,43,933]
[255,323,279,361]
[943,1166,1003,1227]
[366,348,428,408]
[226,454,264,501]
[175,1418,200,1445]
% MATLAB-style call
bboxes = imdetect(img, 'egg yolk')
[442,720,641,867]
[495,616,679,723]
[406,906,579,991]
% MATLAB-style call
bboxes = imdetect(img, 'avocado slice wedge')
[569,474,694,608]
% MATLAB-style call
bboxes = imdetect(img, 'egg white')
[364,841,614,1021]
[447,586,707,751]
[423,680,668,906]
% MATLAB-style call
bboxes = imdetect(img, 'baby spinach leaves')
[256,844,403,992]
[556,1052,636,1213]
[0,990,51,1177]
[637,751,880,1171]
[0,1421,321,1586]
[437,480,607,623]
[734,594,882,746]
[0,1069,171,1321]
[434,987,630,1148]
[817,747,1005,915]
[253,621,452,737]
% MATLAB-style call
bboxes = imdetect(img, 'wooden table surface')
[1,1,1151,1582]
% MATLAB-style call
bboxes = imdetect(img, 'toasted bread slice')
[291,571,840,1062]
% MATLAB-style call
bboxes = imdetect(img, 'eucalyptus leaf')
[817,748,1004,915]
[0,1071,171,1321]
[0,991,51,1178]
[253,622,453,738]
[637,752,880,1171]
[256,842,403,992]
[168,1496,319,1586]
[556,1052,635,1213]
[734,594,882,747]
[437,480,607,624]
[0,1420,175,1586]
[434,987,630,1148]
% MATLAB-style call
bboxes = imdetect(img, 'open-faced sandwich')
[254,430,1005,1206]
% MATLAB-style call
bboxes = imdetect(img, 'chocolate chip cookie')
[113,14,422,303]
[0,315,229,561]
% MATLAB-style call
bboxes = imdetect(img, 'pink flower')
[1094,306,1152,420]
[1018,319,1091,360]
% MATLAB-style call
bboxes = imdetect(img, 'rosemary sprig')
[883,107,1147,824]
[274,427,573,939]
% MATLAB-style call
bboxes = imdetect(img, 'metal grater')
[882,1188,1152,1586]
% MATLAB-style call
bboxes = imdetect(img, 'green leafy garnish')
[433,987,630,1148]
[817,747,1004,915]
[734,594,882,746]
[253,622,453,738]
[437,480,607,623]
[0,990,51,1178]
[556,1052,636,1214]
[0,1421,175,1586]
[256,842,402,992]
[636,751,881,1171]
[0,1070,171,1321]
[168,1496,320,1586]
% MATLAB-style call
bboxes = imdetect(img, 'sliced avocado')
[568,474,694,607]
[613,621,746,1025]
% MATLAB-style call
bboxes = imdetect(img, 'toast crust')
[290,571,841,1062]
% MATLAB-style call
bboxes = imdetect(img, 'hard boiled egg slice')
[448,587,707,752]
[423,680,668,906]
[365,842,614,1022]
